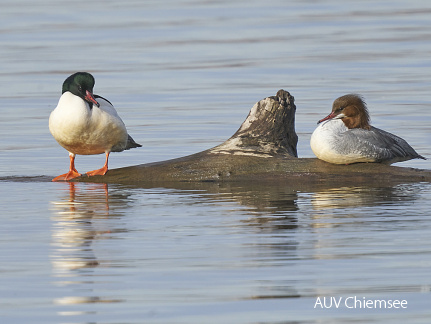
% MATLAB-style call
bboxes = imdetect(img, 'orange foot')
[86,165,108,177]
[52,170,82,182]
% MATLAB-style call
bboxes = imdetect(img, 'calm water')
[1,0,431,323]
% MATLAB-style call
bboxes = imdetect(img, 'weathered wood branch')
[77,90,431,185]
[208,89,297,157]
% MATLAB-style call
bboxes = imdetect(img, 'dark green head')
[62,72,100,107]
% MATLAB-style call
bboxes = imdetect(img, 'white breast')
[310,119,373,164]
[49,92,128,155]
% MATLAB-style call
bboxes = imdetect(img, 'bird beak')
[317,112,337,124]
[85,90,100,107]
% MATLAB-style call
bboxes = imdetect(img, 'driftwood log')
[77,90,431,186]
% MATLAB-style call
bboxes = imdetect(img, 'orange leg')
[52,153,82,182]
[86,152,110,177]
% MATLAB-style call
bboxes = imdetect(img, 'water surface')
[1,0,431,323]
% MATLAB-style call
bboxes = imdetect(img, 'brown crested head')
[318,94,371,130]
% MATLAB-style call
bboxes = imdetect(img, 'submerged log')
[78,90,431,185]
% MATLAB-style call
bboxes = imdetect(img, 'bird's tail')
[125,135,142,150]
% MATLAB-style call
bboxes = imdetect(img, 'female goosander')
[310,94,425,164]
[49,72,141,181]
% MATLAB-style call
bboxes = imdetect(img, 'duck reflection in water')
[50,182,135,276]
[311,185,421,211]
[50,182,111,275]
[50,182,134,307]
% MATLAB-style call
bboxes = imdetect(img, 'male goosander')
[310,94,425,164]
[49,72,141,181]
